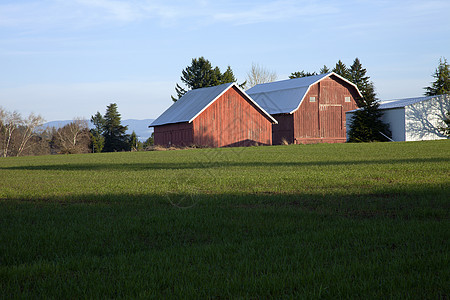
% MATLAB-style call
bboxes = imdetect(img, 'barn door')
[319,104,342,138]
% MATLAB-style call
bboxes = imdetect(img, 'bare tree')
[51,118,91,154]
[16,113,45,157]
[0,108,46,157]
[245,63,277,89]
[1,108,21,157]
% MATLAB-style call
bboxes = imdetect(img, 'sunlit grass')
[0,140,449,298]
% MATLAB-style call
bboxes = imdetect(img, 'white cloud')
[0,0,341,31]
[213,0,339,25]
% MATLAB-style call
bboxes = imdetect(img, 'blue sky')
[1,0,449,121]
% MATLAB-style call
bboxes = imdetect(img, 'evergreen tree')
[332,60,350,80]
[129,131,142,151]
[319,65,330,74]
[172,57,243,101]
[425,57,450,96]
[347,58,391,142]
[289,71,317,79]
[90,112,105,153]
[143,132,154,148]
[102,103,129,152]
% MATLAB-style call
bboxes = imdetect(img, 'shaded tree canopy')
[425,57,450,96]
[172,57,244,102]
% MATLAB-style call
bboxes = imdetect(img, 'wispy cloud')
[213,0,339,25]
[0,0,341,30]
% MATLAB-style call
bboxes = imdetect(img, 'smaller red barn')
[150,83,277,147]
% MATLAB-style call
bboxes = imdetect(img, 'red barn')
[150,83,277,147]
[246,72,362,144]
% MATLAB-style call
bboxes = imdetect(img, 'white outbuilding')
[346,94,450,142]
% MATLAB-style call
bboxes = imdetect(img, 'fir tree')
[172,57,243,101]
[319,65,330,74]
[289,71,317,79]
[129,131,142,151]
[90,112,105,153]
[102,103,129,152]
[425,57,450,96]
[347,58,391,142]
[332,60,350,80]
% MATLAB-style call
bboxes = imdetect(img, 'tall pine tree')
[171,57,243,101]
[347,58,391,142]
[319,65,330,74]
[332,60,350,80]
[102,103,129,152]
[90,111,105,153]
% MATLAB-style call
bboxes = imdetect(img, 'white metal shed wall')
[380,108,405,141]
[404,97,450,141]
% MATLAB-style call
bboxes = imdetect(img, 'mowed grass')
[0,141,449,298]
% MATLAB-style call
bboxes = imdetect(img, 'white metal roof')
[346,94,450,113]
[150,82,277,127]
[246,72,362,114]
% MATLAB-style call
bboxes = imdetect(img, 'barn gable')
[246,73,362,144]
[246,72,362,115]
[150,83,277,147]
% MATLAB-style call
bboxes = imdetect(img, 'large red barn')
[246,72,362,144]
[150,83,277,147]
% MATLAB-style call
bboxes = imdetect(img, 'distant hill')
[43,119,155,142]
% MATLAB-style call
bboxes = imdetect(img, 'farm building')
[246,72,362,144]
[150,82,277,147]
[346,94,450,142]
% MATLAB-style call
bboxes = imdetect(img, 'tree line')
[0,103,154,157]
[1,57,448,157]
[172,56,450,142]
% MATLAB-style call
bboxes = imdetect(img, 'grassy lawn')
[0,140,449,298]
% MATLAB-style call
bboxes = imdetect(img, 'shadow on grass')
[2,182,448,221]
[1,157,449,171]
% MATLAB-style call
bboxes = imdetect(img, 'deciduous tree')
[51,119,91,154]
[245,63,277,89]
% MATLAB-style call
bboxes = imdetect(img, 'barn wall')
[271,114,294,145]
[192,86,273,147]
[293,75,359,144]
[153,122,193,147]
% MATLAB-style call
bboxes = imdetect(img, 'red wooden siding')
[154,122,193,147]
[192,86,272,147]
[154,86,273,148]
[292,75,359,144]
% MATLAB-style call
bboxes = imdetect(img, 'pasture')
[0,141,449,298]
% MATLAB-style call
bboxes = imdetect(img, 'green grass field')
[1,141,449,298]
